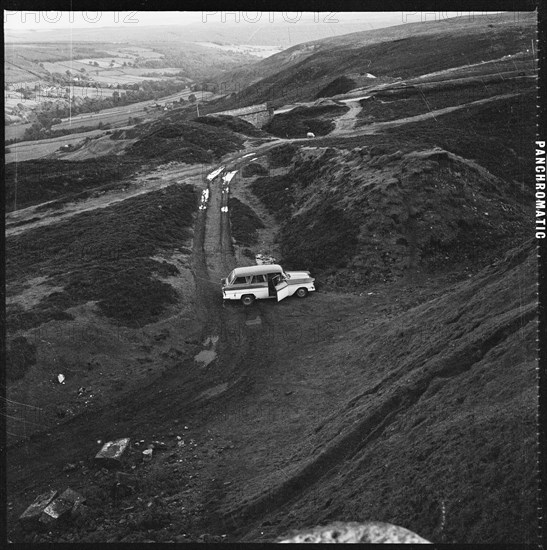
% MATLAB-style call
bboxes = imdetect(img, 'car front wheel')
[296,288,308,298]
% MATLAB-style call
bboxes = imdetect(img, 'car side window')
[233,277,248,284]
[251,275,266,283]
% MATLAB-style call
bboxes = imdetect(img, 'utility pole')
[196,101,200,117]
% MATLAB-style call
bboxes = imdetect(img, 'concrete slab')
[40,488,86,525]
[19,489,58,527]
[94,437,130,469]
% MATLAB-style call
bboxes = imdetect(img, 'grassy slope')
[264,105,349,138]
[315,76,358,98]
[380,91,535,187]
[228,197,265,247]
[249,141,530,289]
[194,115,269,138]
[5,158,139,213]
[6,184,197,338]
[214,14,535,109]
[5,111,245,213]
[127,118,243,164]
[316,91,535,188]
[236,240,536,544]
[356,77,533,125]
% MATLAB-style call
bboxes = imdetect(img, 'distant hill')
[4,20,396,47]
[213,11,536,109]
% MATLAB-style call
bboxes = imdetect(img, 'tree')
[188,94,196,103]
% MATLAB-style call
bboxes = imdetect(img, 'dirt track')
[5,143,392,542]
[5,79,536,543]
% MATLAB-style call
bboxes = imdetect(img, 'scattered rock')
[95,438,130,469]
[142,448,153,462]
[19,490,58,529]
[62,463,77,473]
[277,521,430,543]
[40,488,86,526]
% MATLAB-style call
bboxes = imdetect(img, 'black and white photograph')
[3,2,544,545]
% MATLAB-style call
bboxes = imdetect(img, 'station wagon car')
[221,264,315,305]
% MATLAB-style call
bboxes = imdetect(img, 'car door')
[250,275,269,299]
[275,279,291,302]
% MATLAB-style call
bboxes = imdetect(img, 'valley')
[4,11,539,545]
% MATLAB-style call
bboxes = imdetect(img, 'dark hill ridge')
[213,12,536,109]
[249,145,531,289]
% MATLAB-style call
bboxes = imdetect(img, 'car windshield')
[227,271,235,284]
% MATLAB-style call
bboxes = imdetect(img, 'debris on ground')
[94,438,131,469]
[255,253,277,265]
[19,490,58,528]
[40,488,86,526]
[142,448,153,462]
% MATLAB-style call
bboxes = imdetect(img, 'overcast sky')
[4,10,500,30]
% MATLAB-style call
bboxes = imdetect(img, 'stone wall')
[212,103,273,128]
